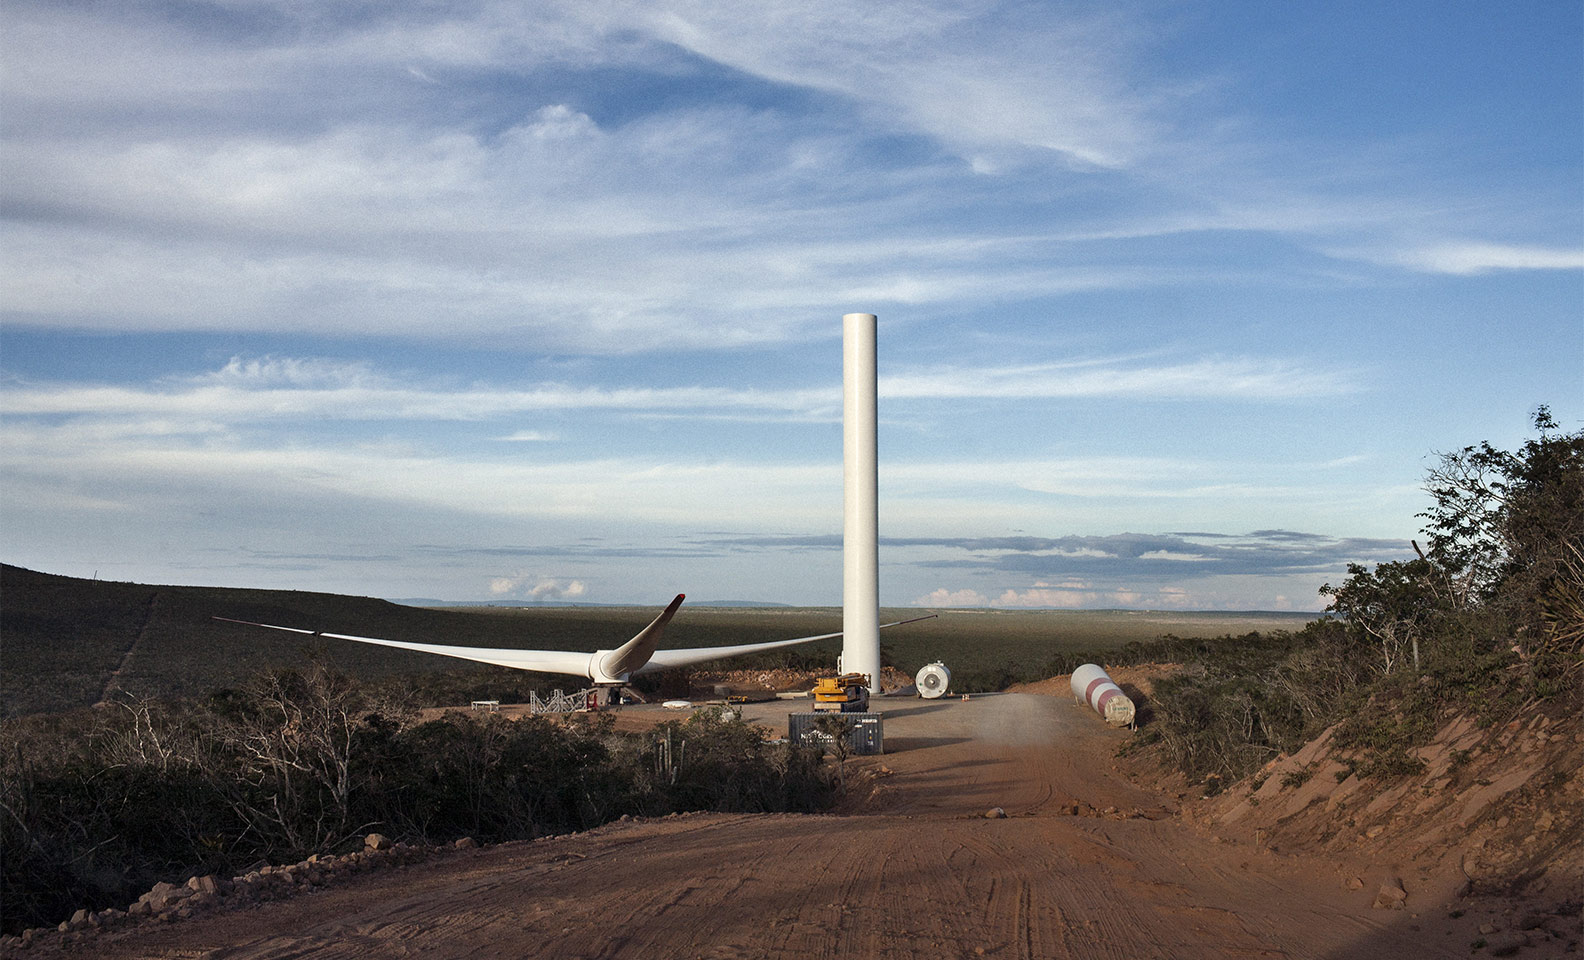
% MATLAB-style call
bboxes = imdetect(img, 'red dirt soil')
[17,685,1578,959]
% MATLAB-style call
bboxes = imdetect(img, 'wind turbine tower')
[842,312,881,694]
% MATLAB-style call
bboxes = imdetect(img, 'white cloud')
[631,0,1156,168]
[490,576,588,599]
[7,1,1155,169]
[995,581,1098,608]
[881,356,1356,401]
[0,352,1355,431]
[3,0,1573,357]
[915,587,990,607]
[0,372,830,423]
[0,2,1364,351]
[1155,586,1192,608]
[1382,242,1584,275]
[521,105,602,142]
[2,407,1405,544]
[0,345,1418,552]
[0,419,842,528]
[199,356,382,389]
[989,580,1204,609]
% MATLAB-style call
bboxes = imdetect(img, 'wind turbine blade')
[639,630,842,673]
[598,593,685,679]
[213,607,935,682]
[212,616,595,677]
[637,613,936,674]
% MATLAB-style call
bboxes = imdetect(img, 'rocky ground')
[7,670,1578,960]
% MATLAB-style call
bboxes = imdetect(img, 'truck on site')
[811,672,871,713]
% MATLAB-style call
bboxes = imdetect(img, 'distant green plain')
[1,564,1316,717]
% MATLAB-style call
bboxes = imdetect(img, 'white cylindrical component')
[843,312,881,694]
[916,661,950,699]
[1070,663,1135,726]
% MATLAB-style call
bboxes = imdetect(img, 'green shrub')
[0,672,834,935]
[1137,410,1583,788]
[1281,767,1312,789]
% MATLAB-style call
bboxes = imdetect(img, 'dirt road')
[60,693,1481,959]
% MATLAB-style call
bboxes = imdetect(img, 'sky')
[1,0,1580,612]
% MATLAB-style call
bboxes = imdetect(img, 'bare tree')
[218,662,368,856]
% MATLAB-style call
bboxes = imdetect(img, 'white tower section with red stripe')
[843,312,881,694]
[1070,663,1137,726]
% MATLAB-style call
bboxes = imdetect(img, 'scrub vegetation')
[0,683,830,935]
[1126,408,1584,787]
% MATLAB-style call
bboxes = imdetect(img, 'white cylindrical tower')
[843,313,881,694]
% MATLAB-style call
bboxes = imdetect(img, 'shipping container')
[788,711,884,755]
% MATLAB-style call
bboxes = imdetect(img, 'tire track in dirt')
[96,591,161,705]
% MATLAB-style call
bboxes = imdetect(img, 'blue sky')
[2,0,1579,611]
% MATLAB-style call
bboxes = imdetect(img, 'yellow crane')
[811,672,870,713]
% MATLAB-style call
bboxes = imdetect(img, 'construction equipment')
[811,672,871,713]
